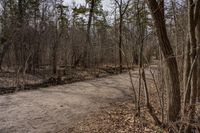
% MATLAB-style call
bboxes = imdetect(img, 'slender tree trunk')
[142,67,162,126]
[171,0,179,56]
[184,1,200,131]
[147,0,181,122]
[18,0,24,26]
[183,35,191,106]
[119,13,123,73]
[187,0,198,121]
[82,0,95,68]
[0,41,11,70]
[52,41,58,75]
[86,0,95,43]
[197,18,200,102]
[52,28,59,75]
[114,0,131,73]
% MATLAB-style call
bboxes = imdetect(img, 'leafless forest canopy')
[0,0,200,132]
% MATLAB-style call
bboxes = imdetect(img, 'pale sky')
[64,0,113,11]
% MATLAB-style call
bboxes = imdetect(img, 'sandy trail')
[0,71,145,133]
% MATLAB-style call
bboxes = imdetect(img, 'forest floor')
[0,66,165,133]
[0,66,129,94]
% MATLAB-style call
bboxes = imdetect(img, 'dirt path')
[0,71,144,133]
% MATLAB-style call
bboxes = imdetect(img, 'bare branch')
[113,0,120,8]
[122,0,131,16]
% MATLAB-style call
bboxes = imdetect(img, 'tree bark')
[171,0,179,56]
[114,0,131,73]
[187,0,199,121]
[82,0,95,68]
[119,12,123,73]
[0,42,11,70]
[197,17,200,102]
[146,0,181,122]
[184,1,200,131]
[183,35,191,106]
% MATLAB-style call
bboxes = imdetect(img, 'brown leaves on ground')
[66,100,166,133]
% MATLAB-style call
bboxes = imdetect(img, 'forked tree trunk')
[114,0,131,73]
[146,0,181,122]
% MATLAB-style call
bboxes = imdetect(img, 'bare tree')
[184,1,200,131]
[146,0,181,122]
[114,0,131,73]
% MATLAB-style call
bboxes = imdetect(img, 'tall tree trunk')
[171,0,179,56]
[184,1,200,131]
[187,0,199,121]
[0,41,11,70]
[82,0,95,68]
[114,0,131,73]
[197,17,200,102]
[52,42,58,75]
[86,0,95,43]
[119,12,123,73]
[183,35,191,106]
[146,0,181,122]
[18,0,24,26]
[118,0,124,73]
[15,0,25,71]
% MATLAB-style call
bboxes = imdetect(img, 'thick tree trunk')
[147,0,181,122]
